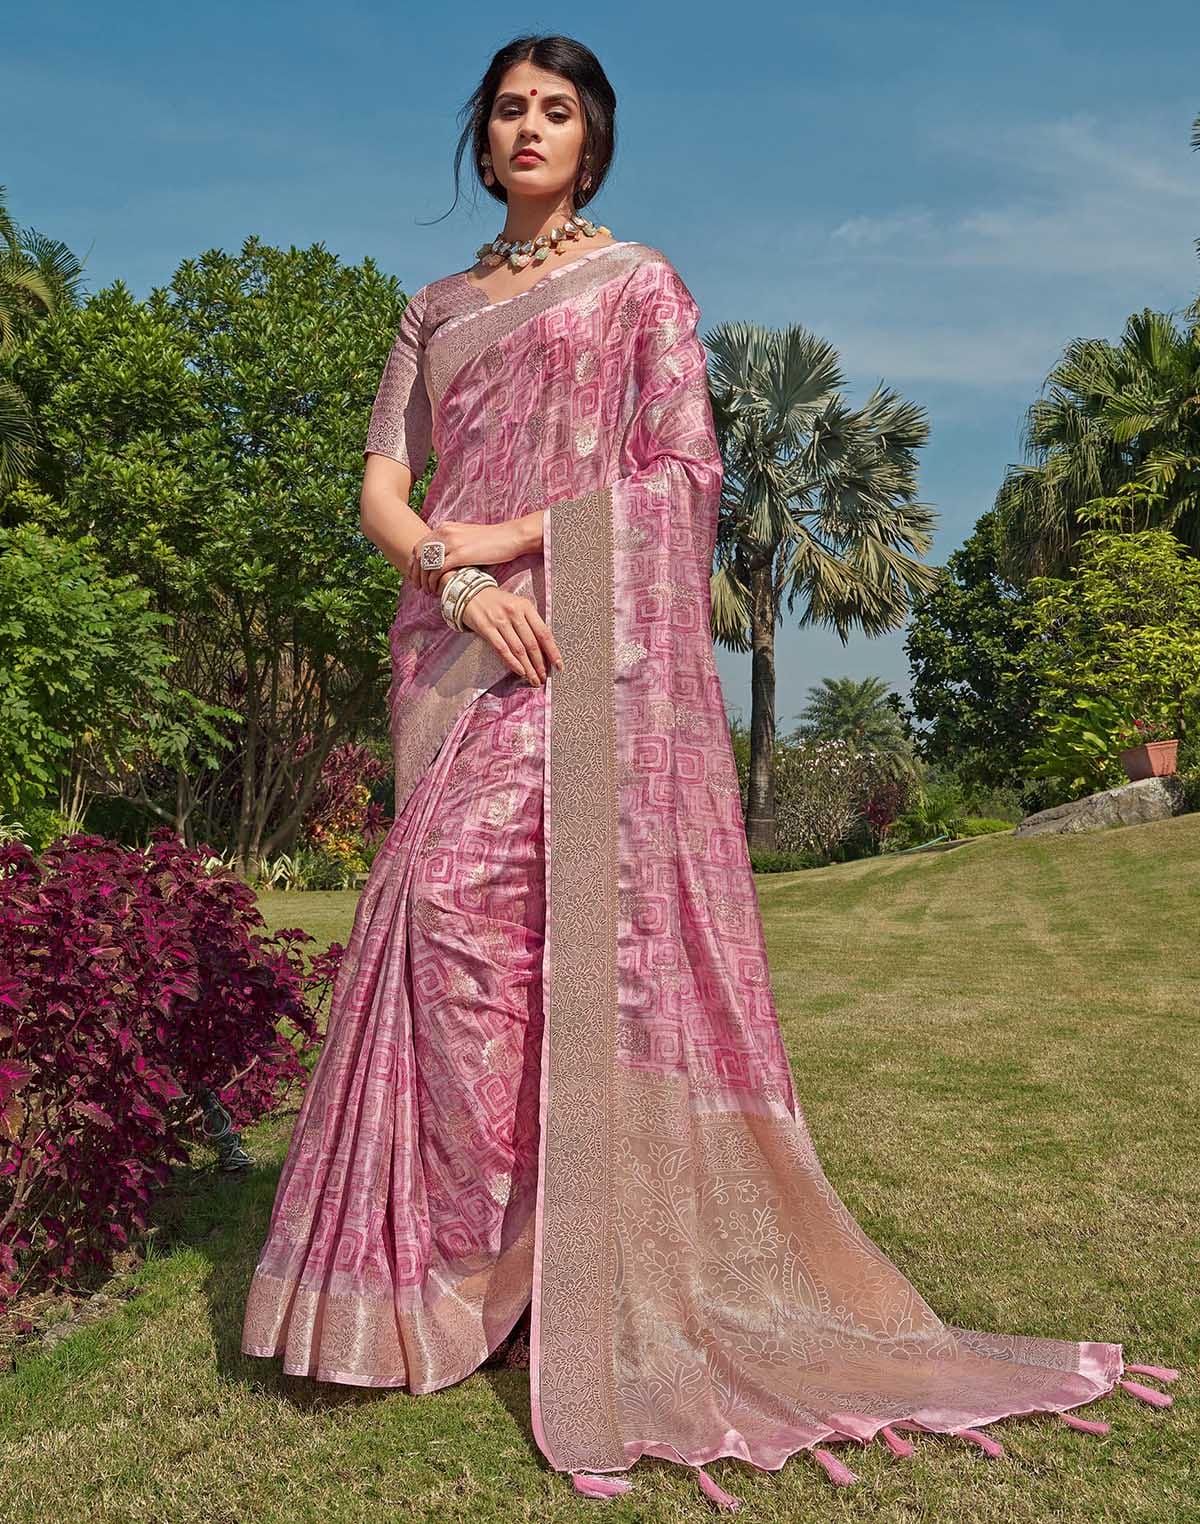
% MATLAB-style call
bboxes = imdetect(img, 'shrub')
[8,803,81,855]
[774,739,875,862]
[297,740,393,890]
[748,848,821,874]
[1018,526,1200,786]
[1176,732,1200,814]
[854,768,919,855]
[0,828,341,1309]
[960,817,1016,836]
[1021,694,1129,804]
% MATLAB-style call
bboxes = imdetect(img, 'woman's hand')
[459,586,563,687]
[408,519,530,596]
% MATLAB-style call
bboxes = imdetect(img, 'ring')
[420,540,446,570]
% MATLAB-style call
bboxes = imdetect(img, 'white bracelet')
[440,567,497,631]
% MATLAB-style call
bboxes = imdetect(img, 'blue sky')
[6,1,1198,729]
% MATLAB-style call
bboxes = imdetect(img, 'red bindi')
[529,87,536,95]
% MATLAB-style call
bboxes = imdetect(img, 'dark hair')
[432,34,617,222]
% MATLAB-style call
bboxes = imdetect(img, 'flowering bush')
[298,740,392,888]
[0,828,341,1309]
[775,739,877,861]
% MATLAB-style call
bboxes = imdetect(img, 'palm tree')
[705,319,938,852]
[992,309,1200,582]
[994,112,1200,584]
[789,674,915,779]
[0,185,88,493]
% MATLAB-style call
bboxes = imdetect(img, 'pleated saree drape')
[242,240,1177,1501]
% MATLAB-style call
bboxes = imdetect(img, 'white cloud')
[836,109,1197,280]
[831,322,1062,388]
[737,109,1199,390]
[829,210,939,248]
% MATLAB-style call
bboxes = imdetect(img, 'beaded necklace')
[475,214,612,272]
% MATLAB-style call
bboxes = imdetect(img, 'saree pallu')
[243,241,1173,1499]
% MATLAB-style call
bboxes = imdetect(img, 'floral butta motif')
[241,242,1177,1506]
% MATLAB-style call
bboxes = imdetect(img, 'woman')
[241,33,1177,1505]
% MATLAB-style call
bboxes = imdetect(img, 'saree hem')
[614,1340,1126,1474]
[240,1271,538,1395]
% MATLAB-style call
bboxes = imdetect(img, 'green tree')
[788,674,915,780]
[903,510,1040,791]
[0,184,88,493]
[6,237,421,873]
[705,319,938,852]
[0,523,209,817]
[1016,520,1200,803]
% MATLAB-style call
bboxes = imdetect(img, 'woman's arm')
[359,453,448,582]
[360,456,546,585]
[360,455,559,683]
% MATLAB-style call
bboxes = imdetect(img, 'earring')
[481,152,495,187]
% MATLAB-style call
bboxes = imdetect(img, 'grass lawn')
[1,815,1196,1522]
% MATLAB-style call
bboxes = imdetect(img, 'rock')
[1015,775,1188,837]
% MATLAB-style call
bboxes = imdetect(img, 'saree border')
[530,482,624,1473]
[424,242,656,410]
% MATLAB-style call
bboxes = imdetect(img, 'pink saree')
[241,240,1176,1500]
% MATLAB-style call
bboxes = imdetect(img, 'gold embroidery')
[483,788,517,826]
[615,638,647,671]
[538,482,622,1469]
[525,339,553,372]
[415,897,447,930]
[447,965,481,999]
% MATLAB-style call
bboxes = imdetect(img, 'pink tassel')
[571,1472,633,1499]
[810,1447,859,1486]
[1120,1378,1173,1409]
[696,1466,742,1510]
[957,1427,1005,1458]
[879,1424,915,1458]
[1059,1411,1111,1435]
[1126,1363,1180,1383]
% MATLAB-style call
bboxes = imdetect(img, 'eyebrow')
[495,91,576,107]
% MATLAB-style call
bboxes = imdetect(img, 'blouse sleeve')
[362,286,434,475]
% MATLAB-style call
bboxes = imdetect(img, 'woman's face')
[486,59,586,202]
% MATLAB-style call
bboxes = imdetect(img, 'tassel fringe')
[574,1365,1179,1502]
[1120,1378,1173,1409]
[696,1466,742,1510]
[1126,1363,1180,1383]
[571,1472,633,1499]
[957,1427,1005,1458]
[810,1447,859,1486]
[1059,1411,1112,1435]
[879,1424,915,1457]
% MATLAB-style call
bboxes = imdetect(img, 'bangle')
[439,566,497,631]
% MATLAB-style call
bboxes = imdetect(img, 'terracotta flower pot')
[1118,739,1179,781]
